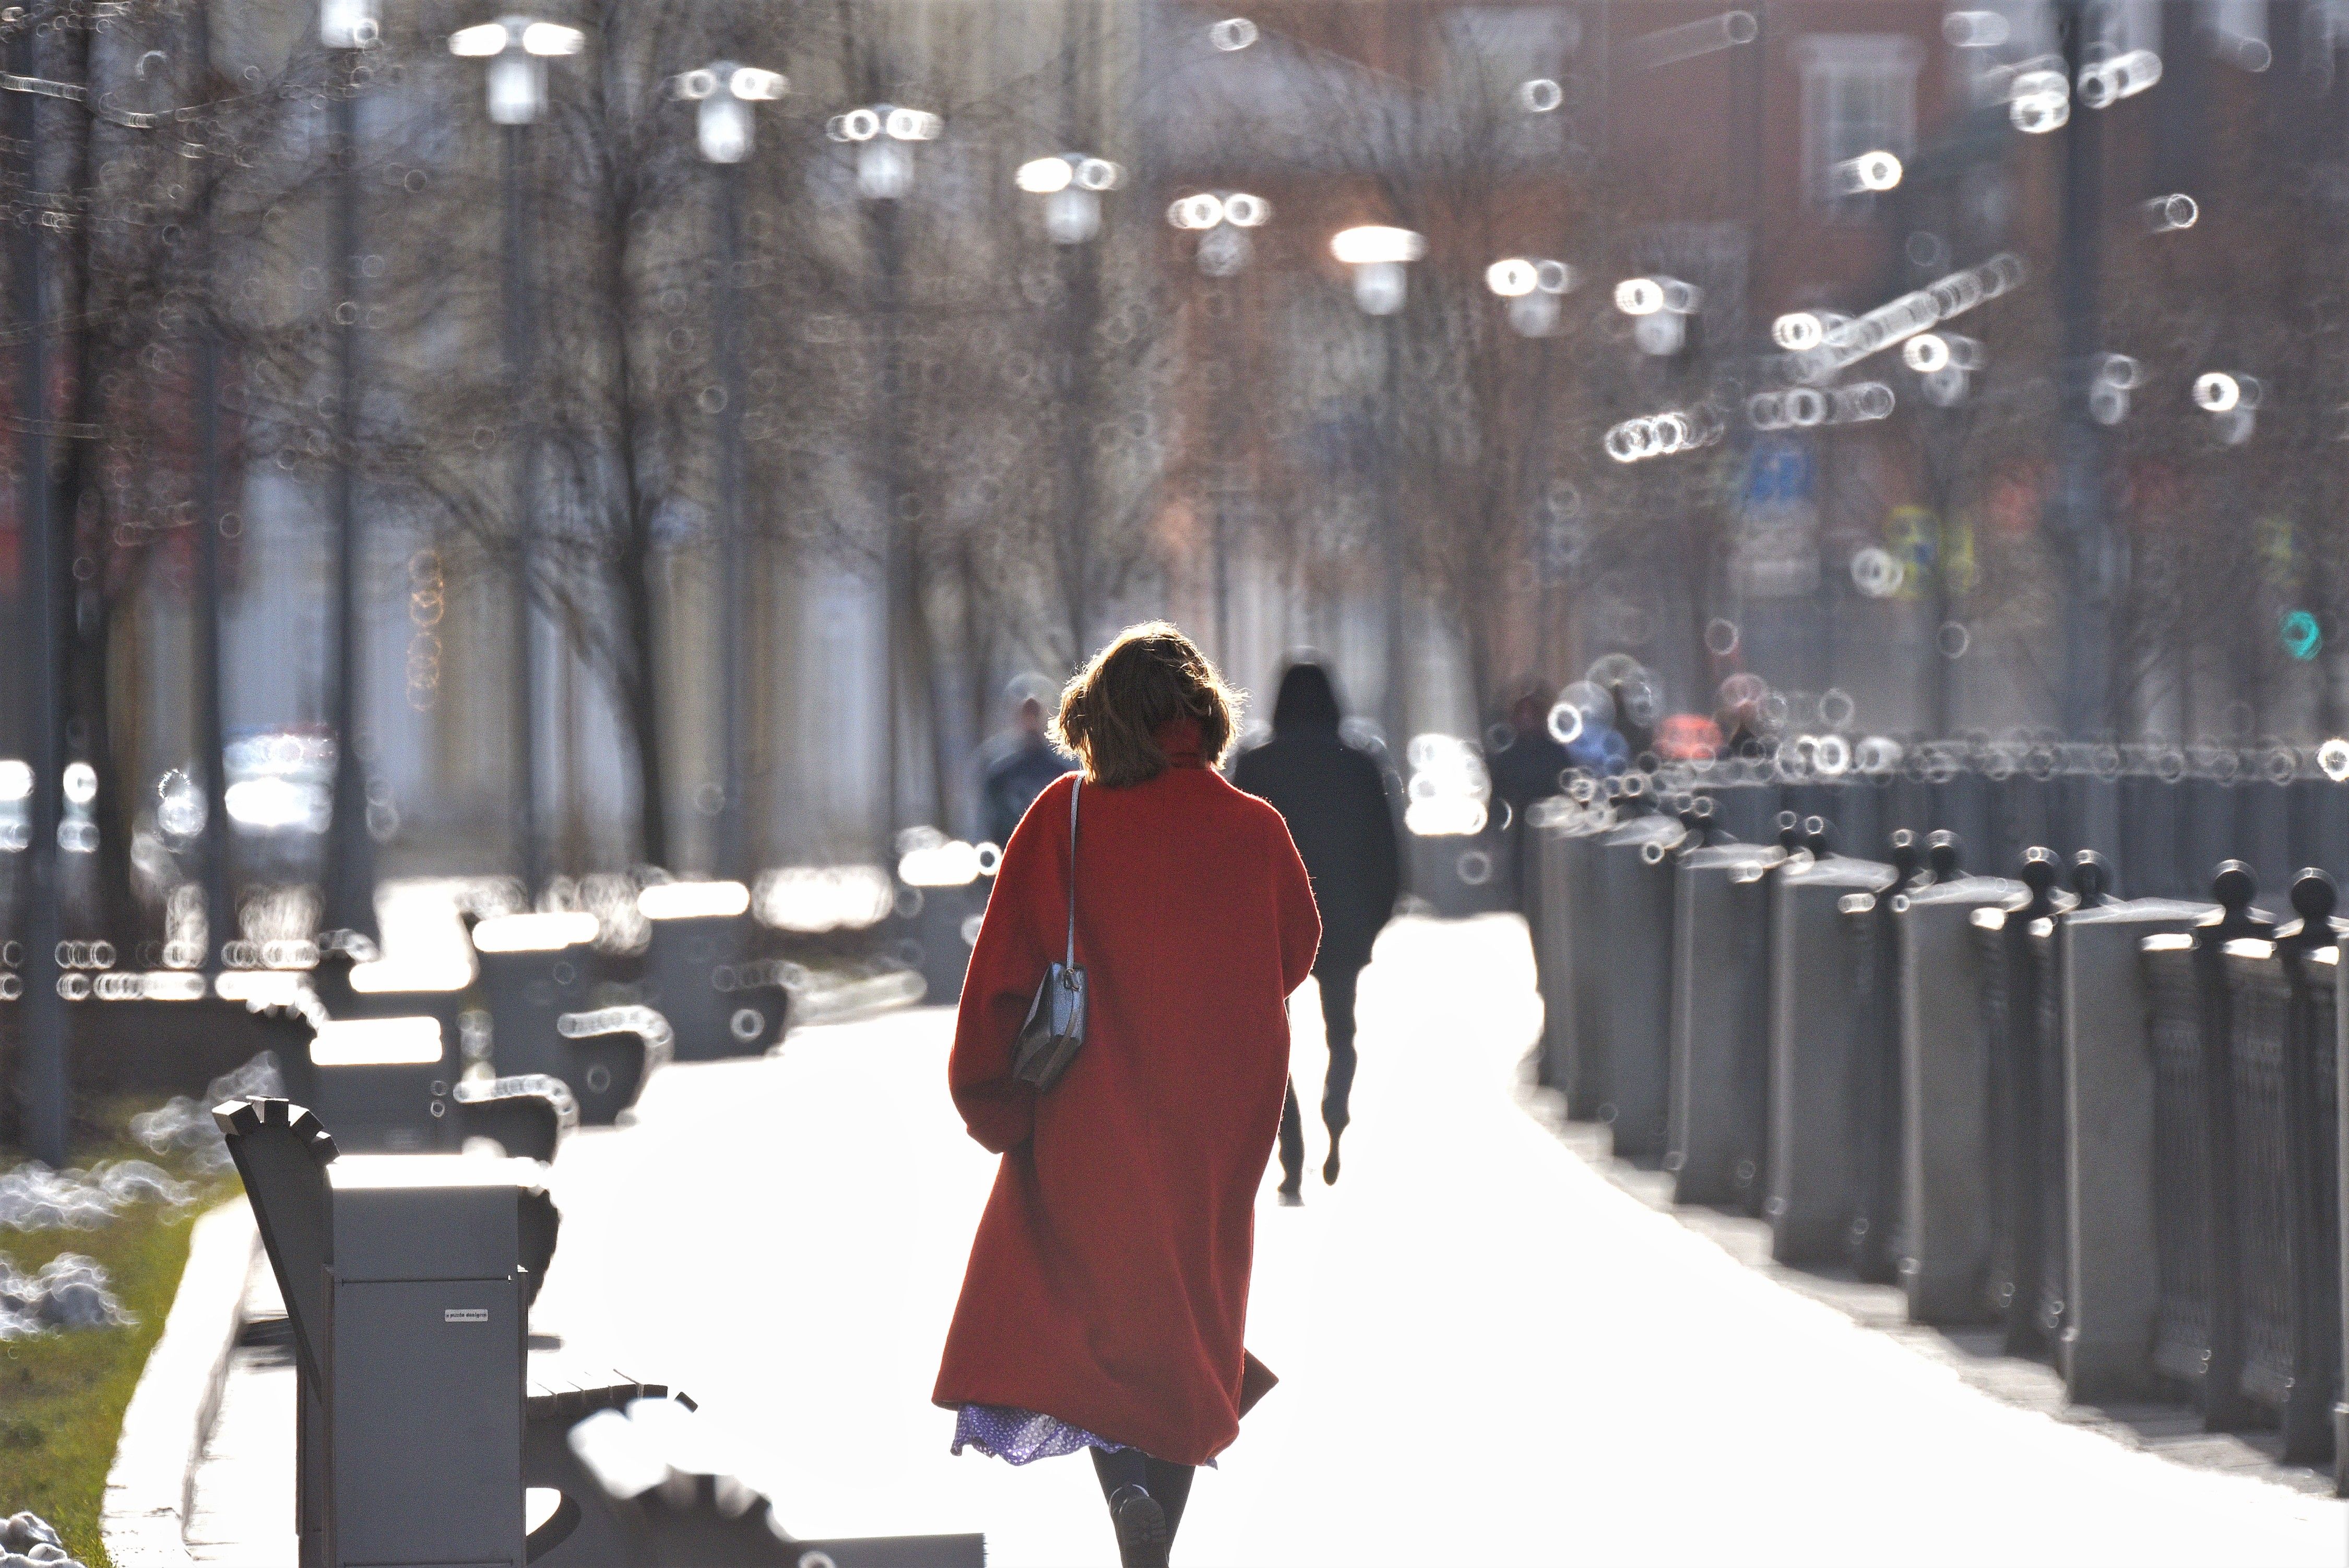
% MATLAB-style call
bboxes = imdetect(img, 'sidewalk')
[189,914,2347,1566]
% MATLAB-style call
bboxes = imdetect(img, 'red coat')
[933,738,1321,1466]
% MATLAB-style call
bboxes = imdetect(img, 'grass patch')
[3,1100,239,1568]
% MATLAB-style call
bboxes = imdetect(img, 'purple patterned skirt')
[951,1403,1128,1465]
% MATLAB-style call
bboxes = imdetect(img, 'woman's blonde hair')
[1051,622,1241,787]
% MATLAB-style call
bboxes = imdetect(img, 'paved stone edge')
[102,1196,260,1567]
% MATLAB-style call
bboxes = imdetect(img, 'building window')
[1797,35,1921,207]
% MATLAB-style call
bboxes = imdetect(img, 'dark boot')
[1107,1484,1171,1568]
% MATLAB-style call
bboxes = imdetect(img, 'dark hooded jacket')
[1230,663,1402,972]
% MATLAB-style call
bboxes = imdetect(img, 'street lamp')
[833,101,940,858]
[323,0,381,943]
[1485,255,1574,336]
[829,103,941,200]
[1170,193,1272,659]
[449,16,584,123]
[1168,189,1268,277]
[1331,223,1426,750]
[674,61,785,163]
[672,61,787,880]
[452,13,582,901]
[1017,152,1122,245]
[1331,223,1424,315]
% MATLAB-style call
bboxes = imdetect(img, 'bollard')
[1764,816,1896,1265]
[2337,923,2349,1492]
[1847,830,1926,1283]
[2057,865,2210,1403]
[1531,796,1610,1101]
[2222,870,2341,1463]
[1980,848,2070,1356]
[1895,831,2022,1323]
[1586,803,1685,1154]
[2140,861,2275,1430]
[1667,799,1778,1206]
[636,882,790,1062]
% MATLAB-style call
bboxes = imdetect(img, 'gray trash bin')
[1765,822,1896,1265]
[1895,838,2022,1323]
[1668,818,1778,1207]
[1588,809,1686,1156]
[216,1098,560,1568]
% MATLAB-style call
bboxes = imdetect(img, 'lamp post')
[829,103,939,862]
[191,3,232,979]
[10,20,64,1163]
[450,15,582,905]
[1169,191,1271,661]
[1487,256,1574,686]
[674,62,786,882]
[1017,152,1122,663]
[1332,224,1423,754]
[323,0,379,942]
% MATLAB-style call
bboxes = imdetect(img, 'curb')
[101,1196,260,1567]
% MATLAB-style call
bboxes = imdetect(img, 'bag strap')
[1064,776,1081,969]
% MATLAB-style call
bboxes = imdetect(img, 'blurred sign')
[1735,438,1819,598]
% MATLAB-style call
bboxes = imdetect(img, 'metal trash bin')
[1587,805,1686,1156]
[636,882,790,1061]
[2056,873,2210,1403]
[2140,861,2276,1430]
[1895,836,2023,1323]
[216,1098,560,1568]
[2221,871,2342,1463]
[1765,818,1896,1265]
[1667,809,1778,1207]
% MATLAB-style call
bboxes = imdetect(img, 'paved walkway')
[191,915,2347,1565]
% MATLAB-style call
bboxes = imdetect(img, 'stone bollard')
[1764,816,1896,1265]
[2057,862,2211,1403]
[1894,831,2022,1324]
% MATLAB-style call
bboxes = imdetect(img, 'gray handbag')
[1013,776,1088,1090]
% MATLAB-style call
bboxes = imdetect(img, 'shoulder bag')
[1012,776,1088,1090]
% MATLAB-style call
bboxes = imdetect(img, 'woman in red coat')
[934,623,1321,1568]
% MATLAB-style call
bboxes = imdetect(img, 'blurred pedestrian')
[936,622,1320,1568]
[1230,660,1401,1203]
[1486,688,1571,819]
[978,687,1075,849]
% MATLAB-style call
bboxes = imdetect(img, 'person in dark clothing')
[1486,691,1571,822]
[979,694,1075,848]
[1230,660,1402,1203]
